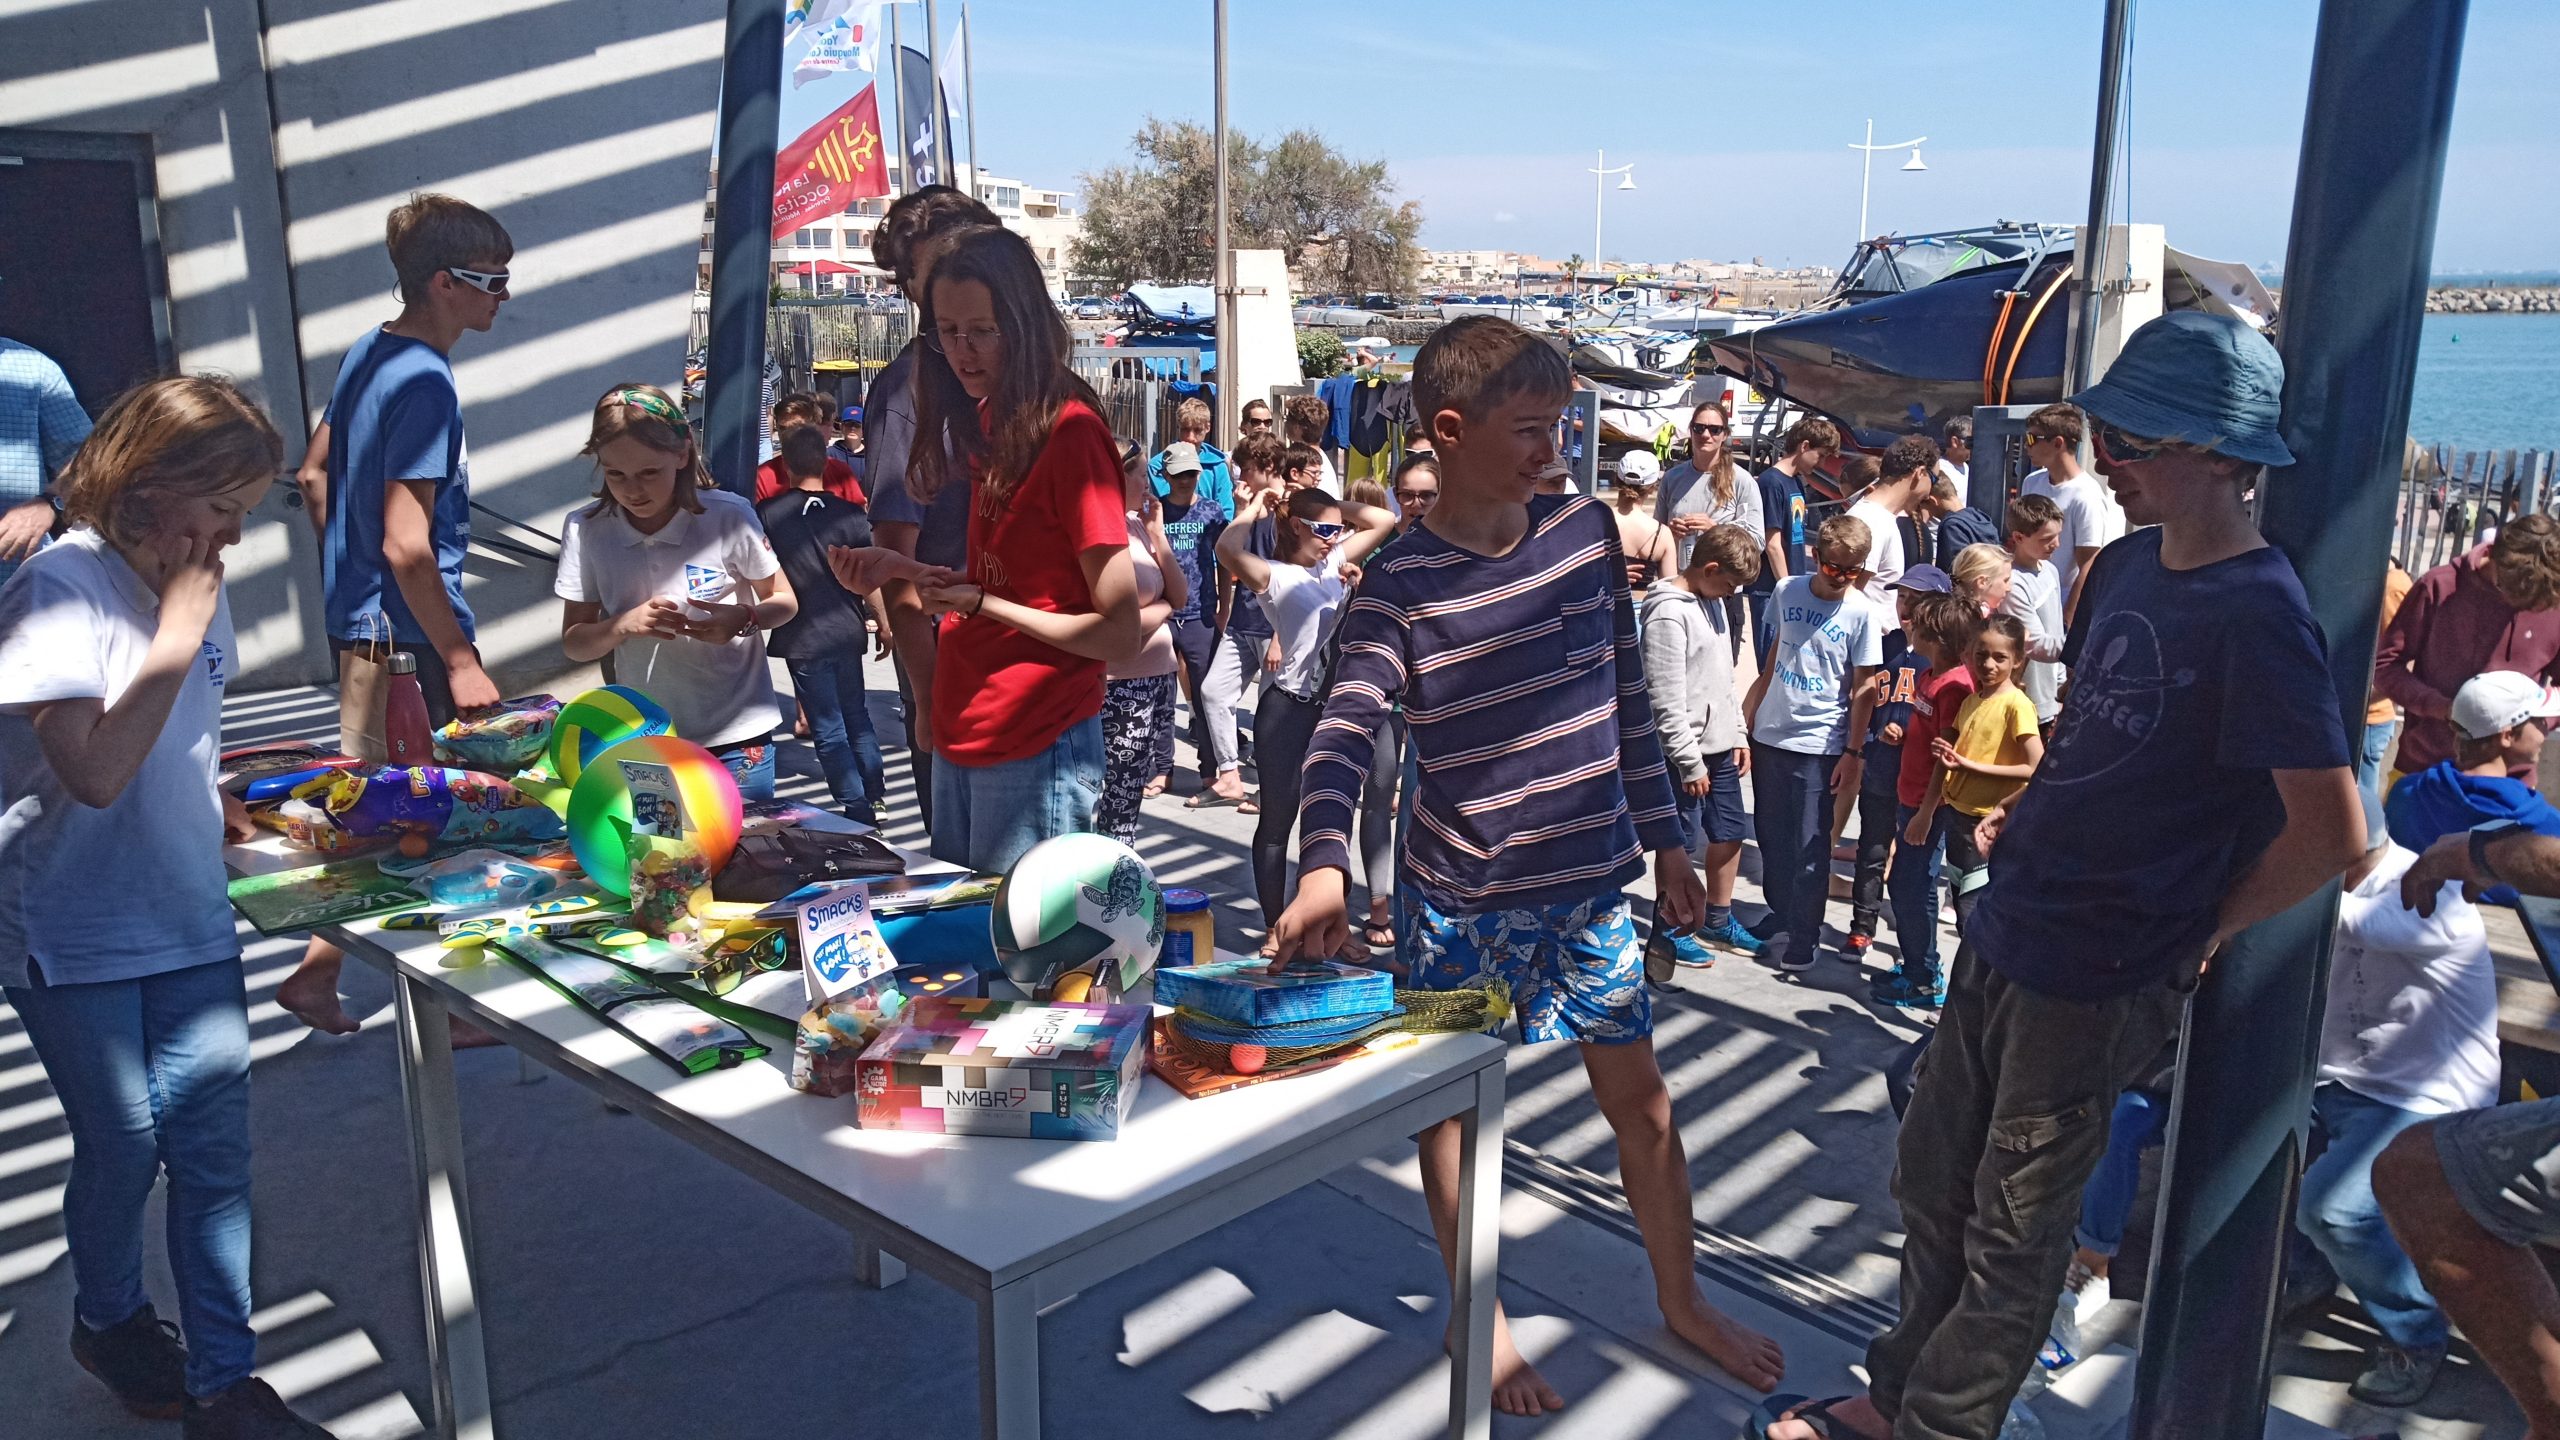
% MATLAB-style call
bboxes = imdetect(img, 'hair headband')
[607,387,685,427]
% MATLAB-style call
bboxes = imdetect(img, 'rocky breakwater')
[2428,286,2560,314]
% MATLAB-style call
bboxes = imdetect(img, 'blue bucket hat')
[2067,310,2294,468]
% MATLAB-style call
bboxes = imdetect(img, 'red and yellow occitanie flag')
[772,83,888,239]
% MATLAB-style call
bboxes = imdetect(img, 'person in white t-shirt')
[1845,434,1940,611]
[1999,492,2069,725]
[0,378,343,1434]
[2017,402,2123,625]
[1742,512,1887,972]
[1215,484,1394,931]
[2286,812,2497,1407]
[556,384,798,799]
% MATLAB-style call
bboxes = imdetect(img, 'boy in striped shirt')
[1273,316,1785,1413]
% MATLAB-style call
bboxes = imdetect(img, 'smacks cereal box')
[854,997,1150,1140]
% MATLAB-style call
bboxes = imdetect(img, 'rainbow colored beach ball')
[547,685,674,787]
[565,734,743,896]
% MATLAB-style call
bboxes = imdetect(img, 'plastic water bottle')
[385,652,434,766]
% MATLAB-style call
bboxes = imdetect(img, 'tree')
[1073,120,1423,295]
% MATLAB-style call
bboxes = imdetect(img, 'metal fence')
[1070,343,1209,456]
[2392,446,2558,571]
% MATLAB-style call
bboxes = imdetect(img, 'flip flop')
[1184,791,1242,810]
[1238,794,1261,815]
[1744,1395,1868,1440]
[1362,921,1397,949]
[1142,778,1170,798]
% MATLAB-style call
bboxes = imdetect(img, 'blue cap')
[839,404,864,424]
[2067,310,2293,467]
[1894,563,1954,594]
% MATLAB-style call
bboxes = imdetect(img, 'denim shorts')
[2434,1095,2560,1251]
[1410,891,1650,1045]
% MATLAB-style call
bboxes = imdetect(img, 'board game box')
[854,997,1150,1140]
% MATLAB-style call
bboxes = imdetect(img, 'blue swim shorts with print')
[1410,891,1651,1046]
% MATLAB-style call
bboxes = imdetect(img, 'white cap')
[2450,670,2560,742]
[1616,450,1663,487]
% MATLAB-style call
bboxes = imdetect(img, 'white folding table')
[226,839,1507,1440]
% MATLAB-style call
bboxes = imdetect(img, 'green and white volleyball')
[990,834,1166,992]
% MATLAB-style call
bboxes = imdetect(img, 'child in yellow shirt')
[1909,613,2044,929]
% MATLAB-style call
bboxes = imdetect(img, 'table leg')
[1446,1063,1505,1440]
[977,1281,1040,1440]
[395,973,496,1440]
[853,1239,906,1289]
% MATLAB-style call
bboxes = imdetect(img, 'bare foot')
[448,1015,504,1050]
[1447,1305,1566,1417]
[274,967,363,1036]
[1665,1289,1785,1392]
[1767,1392,1888,1440]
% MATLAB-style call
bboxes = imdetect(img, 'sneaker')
[1668,931,1720,969]
[71,1304,188,1420]
[1839,932,1875,965]
[1870,972,1944,1009]
[185,1377,338,1439]
[2348,1341,2445,1408]
[1696,914,1764,959]
[1777,944,1816,973]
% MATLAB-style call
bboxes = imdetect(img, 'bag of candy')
[433,696,561,773]
[322,766,566,847]
[627,831,713,938]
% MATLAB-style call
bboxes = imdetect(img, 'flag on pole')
[895,44,955,189]
[943,13,969,159]
[794,1,884,87]
[773,84,889,238]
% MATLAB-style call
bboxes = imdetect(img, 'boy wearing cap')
[828,405,866,481]
[1765,311,2364,1440]
[1149,396,1233,516]
[2382,670,2560,894]
[1154,441,1228,788]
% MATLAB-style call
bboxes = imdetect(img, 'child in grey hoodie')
[1640,523,1767,967]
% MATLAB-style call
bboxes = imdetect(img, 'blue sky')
[821,0,2556,275]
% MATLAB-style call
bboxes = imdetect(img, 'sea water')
[2409,313,2558,453]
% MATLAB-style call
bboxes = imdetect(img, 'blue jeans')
[7,958,257,1397]
[2356,718,2397,803]
[786,656,885,824]
[713,740,777,803]
[2075,1088,2170,1256]
[1887,803,1949,986]
[2294,1081,2448,1350]
[930,716,1104,874]
[1748,743,1837,964]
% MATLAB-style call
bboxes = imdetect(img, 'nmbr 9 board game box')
[854,997,1151,1140]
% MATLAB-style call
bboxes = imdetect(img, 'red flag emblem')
[773,84,889,239]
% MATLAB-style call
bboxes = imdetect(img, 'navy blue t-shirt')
[1934,505,2001,571]
[1970,530,2350,1000]
[1223,517,1278,639]
[1752,465,1809,596]
[1159,493,1224,624]
[1864,631,1926,790]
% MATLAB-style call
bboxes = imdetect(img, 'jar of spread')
[1161,888,1216,971]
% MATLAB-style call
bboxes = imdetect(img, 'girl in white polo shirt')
[556,384,799,798]
[0,378,337,1435]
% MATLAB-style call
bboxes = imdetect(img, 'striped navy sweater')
[1298,492,1686,913]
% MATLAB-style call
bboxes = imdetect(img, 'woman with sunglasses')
[1214,483,1396,939]
[1658,398,1761,569]
[873,225,1145,873]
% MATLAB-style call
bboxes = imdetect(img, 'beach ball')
[547,685,674,787]
[990,833,1165,993]
[564,735,743,895]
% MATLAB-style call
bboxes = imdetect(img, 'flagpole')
[924,0,951,191]
[887,2,906,197]
[1212,0,1233,450]
[961,2,980,196]
[704,0,783,496]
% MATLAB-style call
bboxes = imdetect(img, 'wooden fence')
[2392,446,2559,572]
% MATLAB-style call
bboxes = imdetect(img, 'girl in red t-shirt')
[884,225,1144,872]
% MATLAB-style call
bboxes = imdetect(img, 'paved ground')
[0,681,2530,1438]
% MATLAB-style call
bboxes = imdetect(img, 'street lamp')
[1847,119,1927,247]
[1589,148,1635,280]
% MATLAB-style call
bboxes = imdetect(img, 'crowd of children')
[0,178,2538,1440]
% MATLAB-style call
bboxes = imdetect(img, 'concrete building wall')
[1,0,724,694]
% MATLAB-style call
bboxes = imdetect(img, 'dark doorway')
[0,129,174,413]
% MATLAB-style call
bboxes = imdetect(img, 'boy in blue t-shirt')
[1277,316,1782,1414]
[1765,313,2364,1440]
[278,192,511,1038]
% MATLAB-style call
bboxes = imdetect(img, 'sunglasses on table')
[445,266,510,296]
[2094,421,2168,466]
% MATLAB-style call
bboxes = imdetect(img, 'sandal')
[1238,793,1261,815]
[1184,790,1242,810]
[1362,920,1396,950]
[1142,777,1169,798]
[1744,1395,1874,1440]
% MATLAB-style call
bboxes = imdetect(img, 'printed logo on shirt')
[683,564,730,601]
[2041,610,2196,784]
[201,642,227,687]
[1789,493,1806,546]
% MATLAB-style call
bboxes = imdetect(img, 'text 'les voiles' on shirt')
[1752,575,1888,757]
[1296,493,1686,914]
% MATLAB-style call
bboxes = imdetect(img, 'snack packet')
[627,831,713,938]
[433,696,561,773]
